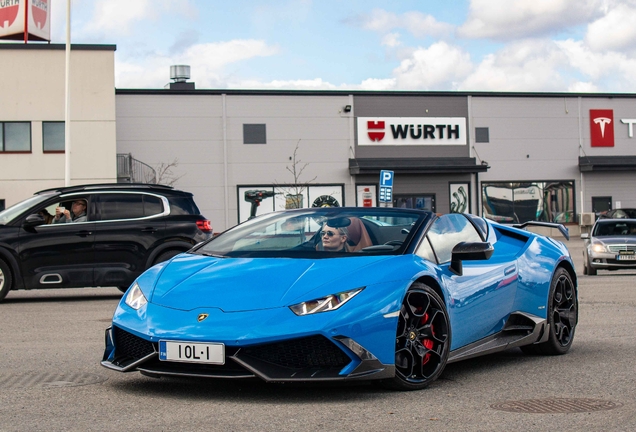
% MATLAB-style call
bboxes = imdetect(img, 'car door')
[17,195,96,288]
[420,214,517,349]
[92,192,167,287]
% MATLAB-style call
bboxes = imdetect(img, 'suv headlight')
[125,282,148,310]
[289,288,363,316]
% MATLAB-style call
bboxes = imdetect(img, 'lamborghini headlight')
[289,288,364,316]
[125,282,147,310]
[591,242,607,253]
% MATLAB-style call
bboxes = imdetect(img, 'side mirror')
[22,213,46,231]
[450,241,494,276]
[580,233,590,240]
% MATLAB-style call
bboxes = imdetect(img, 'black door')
[17,197,95,288]
[92,193,166,287]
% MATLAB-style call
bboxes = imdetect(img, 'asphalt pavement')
[0,235,635,431]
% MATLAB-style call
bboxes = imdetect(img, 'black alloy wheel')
[521,267,578,355]
[382,282,450,390]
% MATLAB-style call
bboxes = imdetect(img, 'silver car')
[581,219,636,275]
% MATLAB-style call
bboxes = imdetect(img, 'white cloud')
[116,40,279,88]
[459,0,602,40]
[568,81,599,92]
[229,78,340,90]
[391,42,473,90]
[355,9,453,38]
[358,78,397,90]
[381,33,402,48]
[460,39,568,91]
[585,3,636,52]
[80,0,197,37]
[557,39,636,91]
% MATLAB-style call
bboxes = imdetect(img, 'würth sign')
[357,117,466,145]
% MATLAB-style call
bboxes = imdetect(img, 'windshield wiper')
[198,251,226,258]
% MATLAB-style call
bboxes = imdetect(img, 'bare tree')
[145,158,185,186]
[274,140,317,209]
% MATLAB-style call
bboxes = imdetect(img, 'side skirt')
[447,312,548,364]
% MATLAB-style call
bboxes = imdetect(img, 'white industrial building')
[3,43,636,232]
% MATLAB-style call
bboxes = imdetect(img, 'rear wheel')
[521,267,577,355]
[381,283,450,391]
[0,258,13,302]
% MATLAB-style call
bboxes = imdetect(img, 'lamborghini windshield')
[194,207,431,258]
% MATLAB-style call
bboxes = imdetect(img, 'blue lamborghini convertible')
[101,207,578,390]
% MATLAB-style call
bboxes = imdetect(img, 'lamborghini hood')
[149,253,394,312]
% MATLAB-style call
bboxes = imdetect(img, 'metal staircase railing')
[117,153,157,184]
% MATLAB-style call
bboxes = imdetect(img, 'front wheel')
[521,267,577,355]
[381,283,450,391]
[0,258,13,302]
[586,257,597,276]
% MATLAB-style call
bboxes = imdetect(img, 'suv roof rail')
[35,183,175,195]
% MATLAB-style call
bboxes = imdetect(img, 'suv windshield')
[195,208,430,258]
[0,194,53,225]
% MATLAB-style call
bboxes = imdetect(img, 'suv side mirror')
[23,213,46,231]
[450,241,494,276]
[580,233,590,240]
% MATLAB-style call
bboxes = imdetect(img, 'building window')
[482,181,575,224]
[1,122,31,152]
[43,122,65,152]
[243,124,267,144]
[475,127,489,143]
[0,199,4,211]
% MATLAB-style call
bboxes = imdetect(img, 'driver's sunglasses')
[322,230,339,237]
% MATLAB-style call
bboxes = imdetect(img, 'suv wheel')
[0,258,13,302]
[154,250,181,266]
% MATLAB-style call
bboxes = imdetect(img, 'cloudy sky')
[43,0,636,92]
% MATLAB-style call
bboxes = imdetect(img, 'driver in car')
[321,223,349,252]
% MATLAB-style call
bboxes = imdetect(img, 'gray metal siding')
[117,94,354,231]
[582,172,636,210]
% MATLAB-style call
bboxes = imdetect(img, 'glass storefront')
[482,181,575,224]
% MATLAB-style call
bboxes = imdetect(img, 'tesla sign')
[357,117,467,146]
[590,109,614,147]
[0,0,50,41]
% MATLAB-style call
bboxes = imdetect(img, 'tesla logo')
[594,117,611,137]
[31,0,48,29]
[590,109,615,147]
[0,0,20,29]
[367,121,385,142]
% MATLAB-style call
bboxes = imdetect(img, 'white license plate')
[159,340,225,364]
[616,254,636,261]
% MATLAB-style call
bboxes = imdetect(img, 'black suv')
[0,183,212,301]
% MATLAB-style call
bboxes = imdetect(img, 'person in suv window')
[54,199,87,223]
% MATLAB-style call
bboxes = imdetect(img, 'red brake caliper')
[421,313,433,365]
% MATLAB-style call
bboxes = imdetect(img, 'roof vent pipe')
[170,65,191,83]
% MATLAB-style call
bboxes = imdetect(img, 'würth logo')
[32,0,48,29]
[590,109,614,147]
[0,0,20,28]
[367,121,385,142]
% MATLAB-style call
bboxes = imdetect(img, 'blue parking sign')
[379,170,394,203]
[380,170,394,187]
